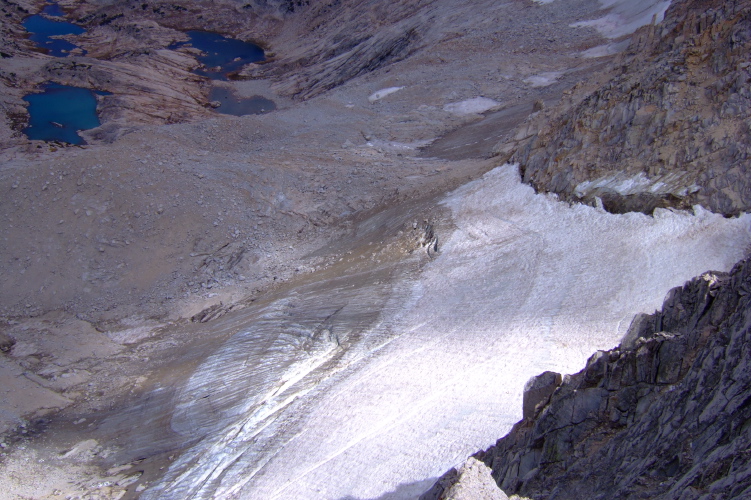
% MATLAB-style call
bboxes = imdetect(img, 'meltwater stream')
[139,165,751,499]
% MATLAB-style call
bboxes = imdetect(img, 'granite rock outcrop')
[471,257,751,499]
[500,0,751,216]
[421,457,509,500]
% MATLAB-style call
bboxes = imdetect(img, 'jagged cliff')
[424,256,751,499]
[501,0,751,216]
[470,256,751,499]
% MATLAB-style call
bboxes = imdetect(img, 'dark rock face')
[522,371,562,421]
[505,0,751,216]
[0,0,36,58]
[476,257,751,499]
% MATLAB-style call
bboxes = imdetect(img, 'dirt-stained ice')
[144,165,751,499]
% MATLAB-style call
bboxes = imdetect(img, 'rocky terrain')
[0,0,617,442]
[1,0,750,498]
[499,0,751,215]
[422,2,751,498]
[463,255,751,499]
[0,0,616,321]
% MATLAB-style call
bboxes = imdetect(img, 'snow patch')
[443,97,499,115]
[574,171,699,198]
[523,71,563,88]
[368,86,404,103]
[105,326,158,344]
[581,39,630,58]
[573,0,672,39]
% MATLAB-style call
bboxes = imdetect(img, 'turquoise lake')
[23,83,109,144]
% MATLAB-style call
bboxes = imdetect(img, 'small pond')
[170,30,265,81]
[23,83,109,145]
[23,2,86,57]
[209,87,276,116]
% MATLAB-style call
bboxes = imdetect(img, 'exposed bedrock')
[0,0,38,57]
[63,0,431,101]
[1,0,627,147]
[421,457,510,500]
[39,52,211,142]
[246,4,431,99]
[498,0,751,216]
[443,257,751,499]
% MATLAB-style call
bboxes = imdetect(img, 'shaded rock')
[190,303,231,323]
[467,257,751,499]
[498,0,751,216]
[522,371,562,420]
[0,331,15,353]
[266,13,428,99]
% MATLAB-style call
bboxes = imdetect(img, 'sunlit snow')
[369,87,405,103]
[142,164,751,500]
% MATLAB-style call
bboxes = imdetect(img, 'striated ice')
[144,164,751,500]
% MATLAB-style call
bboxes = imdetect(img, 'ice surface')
[144,165,751,500]
[574,170,699,199]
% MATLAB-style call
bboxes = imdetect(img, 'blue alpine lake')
[42,2,66,17]
[23,83,109,145]
[170,31,265,80]
[209,87,276,116]
[23,6,85,57]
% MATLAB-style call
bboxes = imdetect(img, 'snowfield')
[145,165,751,499]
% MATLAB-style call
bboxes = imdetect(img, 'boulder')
[0,331,14,353]
[421,458,508,500]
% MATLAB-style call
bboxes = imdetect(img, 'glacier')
[142,164,751,499]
